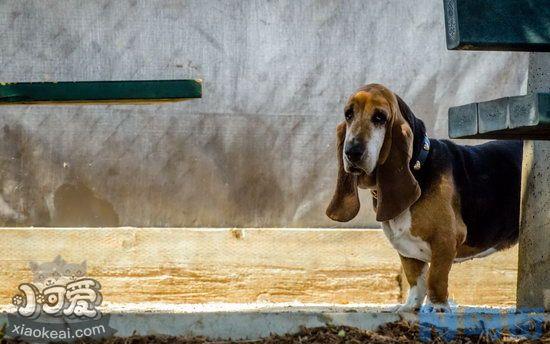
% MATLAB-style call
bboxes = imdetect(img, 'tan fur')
[406,170,468,304]
[375,120,420,221]
[400,255,427,287]
[326,123,360,222]
[409,171,466,244]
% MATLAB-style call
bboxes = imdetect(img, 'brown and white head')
[326,84,422,223]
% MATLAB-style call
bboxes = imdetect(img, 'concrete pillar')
[517,53,550,311]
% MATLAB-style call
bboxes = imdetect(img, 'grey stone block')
[478,96,509,133]
[509,93,538,128]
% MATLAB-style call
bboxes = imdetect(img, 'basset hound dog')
[326,84,522,312]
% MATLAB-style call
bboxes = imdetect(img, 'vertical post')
[517,53,550,311]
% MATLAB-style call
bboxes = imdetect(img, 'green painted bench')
[0,79,201,105]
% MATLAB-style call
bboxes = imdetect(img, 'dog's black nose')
[345,140,365,162]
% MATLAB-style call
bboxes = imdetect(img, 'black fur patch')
[399,98,522,250]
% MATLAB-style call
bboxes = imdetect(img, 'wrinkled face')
[343,90,391,175]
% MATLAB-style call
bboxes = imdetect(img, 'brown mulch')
[2,320,549,344]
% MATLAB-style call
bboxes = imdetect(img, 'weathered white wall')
[0,0,528,227]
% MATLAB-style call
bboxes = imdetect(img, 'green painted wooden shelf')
[0,79,202,105]
[443,0,550,52]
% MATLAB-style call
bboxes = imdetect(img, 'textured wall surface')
[0,0,528,227]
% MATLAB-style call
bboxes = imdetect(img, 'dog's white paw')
[391,300,423,313]
[393,284,427,313]
[421,301,452,313]
[393,304,420,313]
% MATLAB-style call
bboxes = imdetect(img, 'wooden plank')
[0,80,202,105]
[0,228,517,306]
[449,247,518,306]
[0,228,401,305]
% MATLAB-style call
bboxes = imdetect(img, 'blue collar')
[412,135,430,171]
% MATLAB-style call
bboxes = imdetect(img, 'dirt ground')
[85,321,547,344]
[3,320,546,344]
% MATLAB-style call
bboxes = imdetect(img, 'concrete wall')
[517,53,550,311]
[0,0,528,228]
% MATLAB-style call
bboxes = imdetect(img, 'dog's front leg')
[426,236,456,312]
[396,255,428,312]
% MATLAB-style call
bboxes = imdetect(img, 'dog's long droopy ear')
[375,101,421,222]
[326,122,360,222]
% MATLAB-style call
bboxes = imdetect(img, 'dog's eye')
[371,111,387,125]
[345,109,354,121]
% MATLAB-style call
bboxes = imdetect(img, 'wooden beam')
[443,0,550,52]
[0,228,517,306]
[0,80,202,105]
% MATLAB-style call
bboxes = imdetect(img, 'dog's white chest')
[382,210,431,262]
